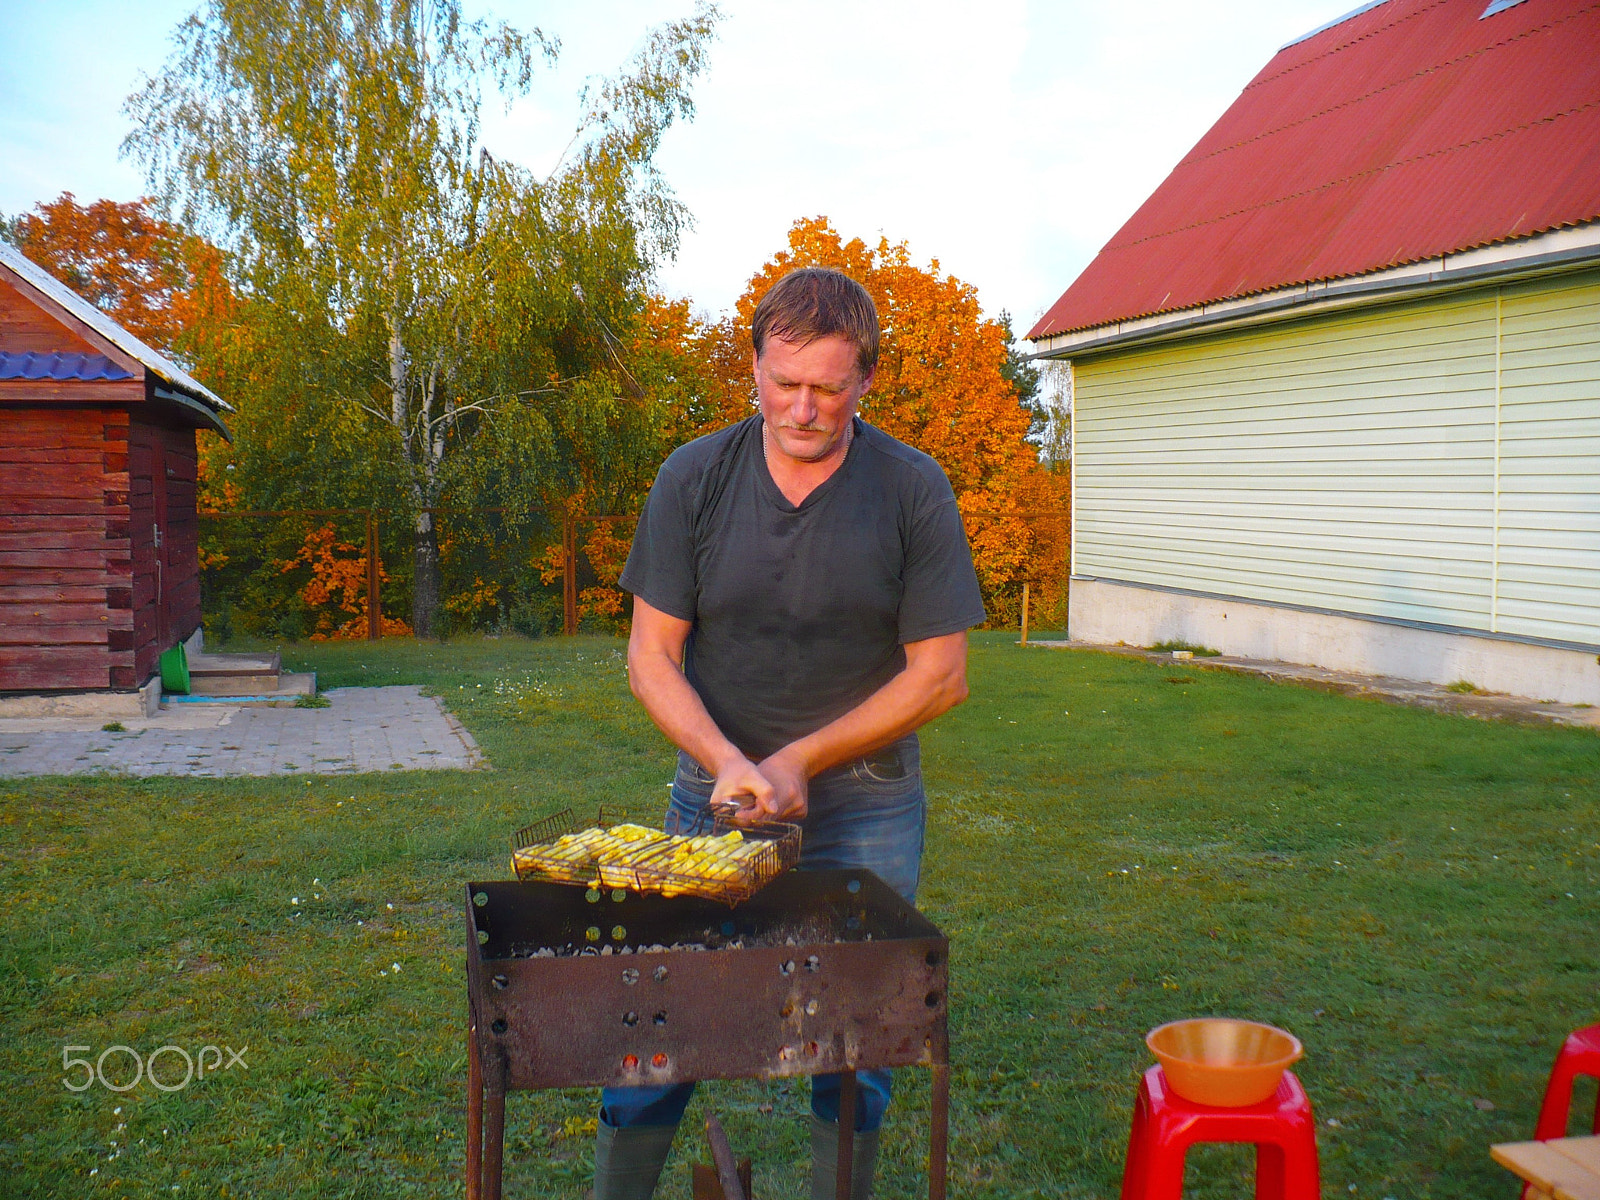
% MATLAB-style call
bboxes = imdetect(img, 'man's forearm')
[628,647,743,774]
[629,645,781,815]
[627,596,780,816]
[768,634,968,779]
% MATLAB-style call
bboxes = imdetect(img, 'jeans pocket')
[850,738,919,787]
[675,752,716,787]
[853,753,906,784]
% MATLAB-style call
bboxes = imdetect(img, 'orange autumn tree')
[279,524,412,640]
[535,516,638,625]
[698,216,1069,627]
[633,294,732,446]
[8,192,239,362]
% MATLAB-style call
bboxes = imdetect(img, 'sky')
[0,0,1342,330]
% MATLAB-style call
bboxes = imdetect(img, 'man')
[599,267,985,1200]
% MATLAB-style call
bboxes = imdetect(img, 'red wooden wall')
[0,406,201,692]
[0,406,133,690]
[0,284,99,355]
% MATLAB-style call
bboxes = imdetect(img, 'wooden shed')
[1028,0,1600,705]
[0,241,232,695]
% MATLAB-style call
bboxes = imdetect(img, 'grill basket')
[511,805,800,905]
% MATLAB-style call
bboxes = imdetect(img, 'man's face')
[752,334,875,466]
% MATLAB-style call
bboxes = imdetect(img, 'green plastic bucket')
[159,643,190,694]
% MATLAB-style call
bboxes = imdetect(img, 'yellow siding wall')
[1073,269,1600,647]
[1497,277,1600,645]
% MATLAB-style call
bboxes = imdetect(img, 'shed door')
[151,432,170,650]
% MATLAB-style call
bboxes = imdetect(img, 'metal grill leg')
[706,1113,750,1200]
[929,1062,949,1200]
[483,1051,508,1200]
[467,1024,483,1200]
[836,1071,857,1200]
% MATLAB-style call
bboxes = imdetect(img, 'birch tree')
[124,0,717,634]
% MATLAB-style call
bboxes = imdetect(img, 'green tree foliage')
[124,0,718,635]
[997,310,1045,442]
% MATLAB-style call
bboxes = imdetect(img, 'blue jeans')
[600,736,927,1133]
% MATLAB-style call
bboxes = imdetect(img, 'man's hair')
[751,267,880,376]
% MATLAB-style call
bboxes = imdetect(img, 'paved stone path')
[0,686,483,778]
[1030,640,1600,730]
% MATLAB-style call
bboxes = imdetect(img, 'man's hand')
[709,751,776,822]
[752,748,809,823]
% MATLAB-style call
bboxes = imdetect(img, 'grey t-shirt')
[618,414,986,759]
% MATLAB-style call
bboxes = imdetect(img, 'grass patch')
[1,632,1596,1198]
[294,692,332,709]
[100,722,125,733]
[1149,639,1222,657]
[1445,680,1490,695]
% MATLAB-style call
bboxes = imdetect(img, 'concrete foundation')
[0,674,162,720]
[1069,577,1600,706]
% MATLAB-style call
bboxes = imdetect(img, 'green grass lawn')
[2,632,1596,1198]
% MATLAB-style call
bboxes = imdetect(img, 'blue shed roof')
[0,350,137,383]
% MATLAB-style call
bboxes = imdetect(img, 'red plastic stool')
[1119,1065,1320,1200]
[1533,1023,1600,1140]
[1520,1025,1600,1200]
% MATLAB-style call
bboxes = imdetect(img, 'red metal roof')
[1029,0,1600,341]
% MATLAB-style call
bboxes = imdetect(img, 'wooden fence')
[197,506,1069,639]
[199,507,635,639]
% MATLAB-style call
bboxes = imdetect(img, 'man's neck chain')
[763,418,853,469]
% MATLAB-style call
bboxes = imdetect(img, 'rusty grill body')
[466,869,950,1200]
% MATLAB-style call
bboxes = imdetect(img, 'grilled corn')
[513,823,767,897]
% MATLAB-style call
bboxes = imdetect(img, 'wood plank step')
[188,650,280,677]
[165,671,315,705]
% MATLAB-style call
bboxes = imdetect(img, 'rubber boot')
[594,1120,677,1200]
[808,1113,880,1200]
